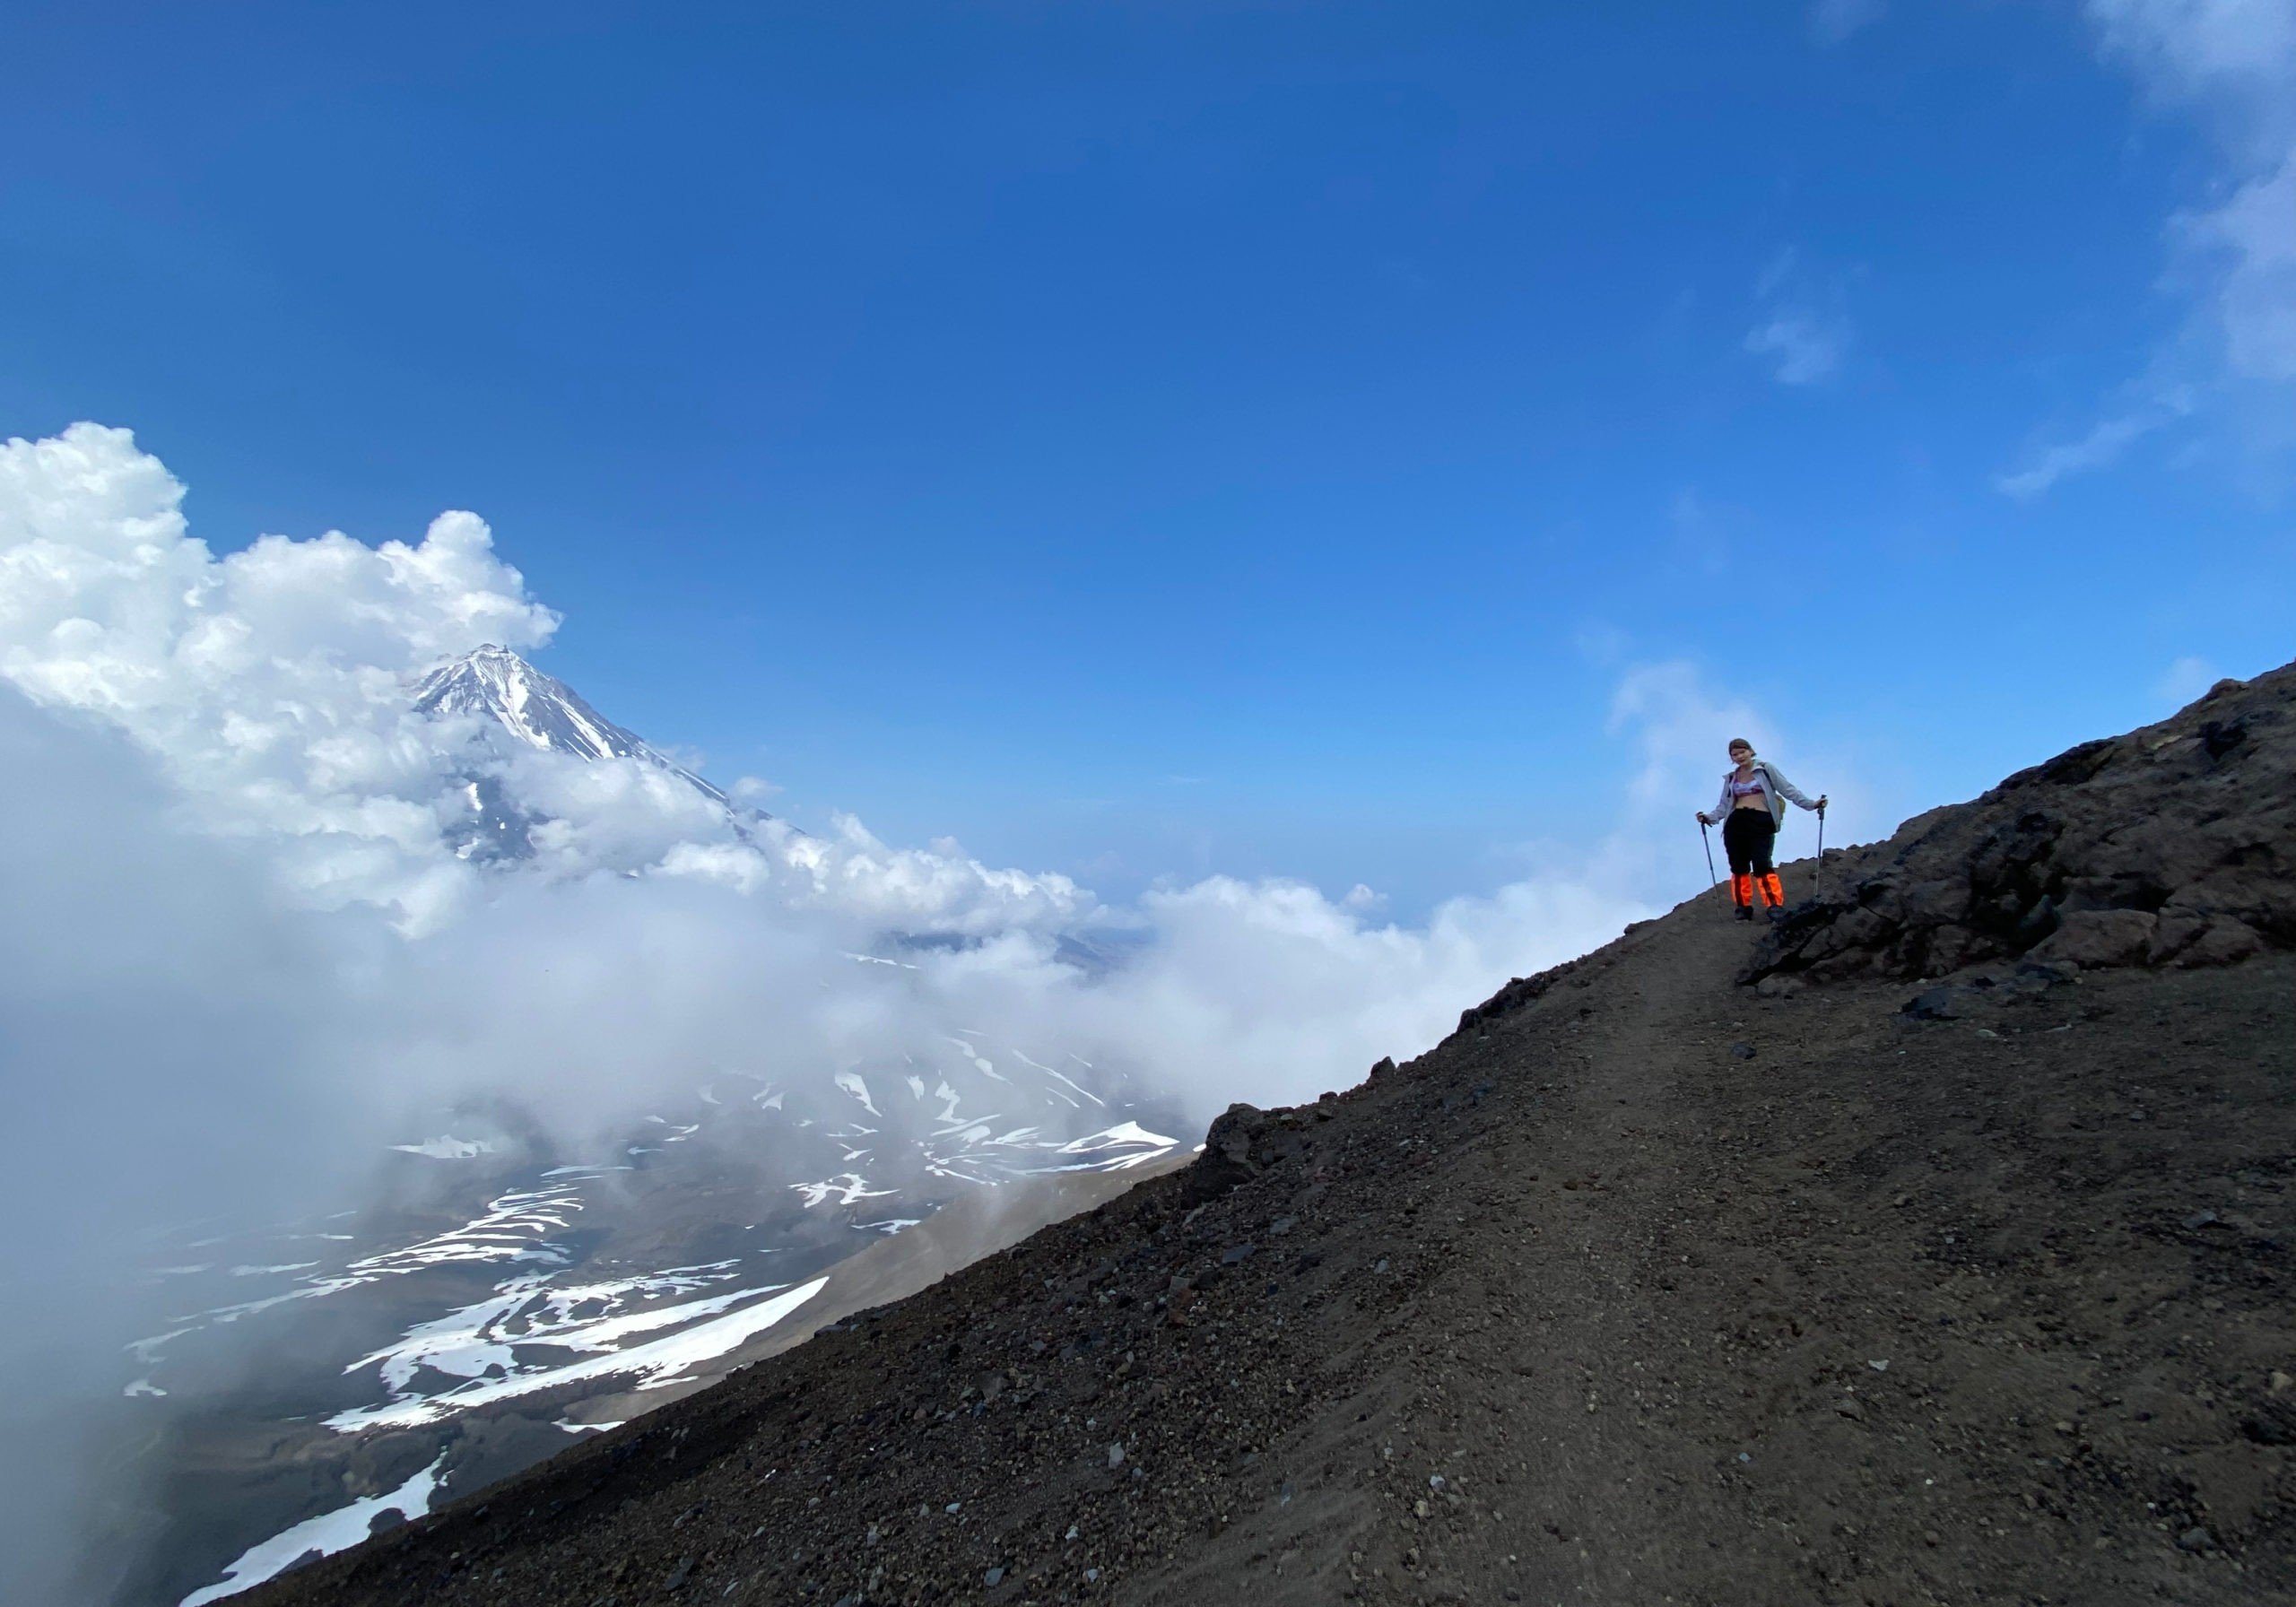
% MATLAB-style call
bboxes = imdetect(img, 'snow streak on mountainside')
[413,646,727,802]
[129,1036,1183,1607]
[413,643,747,864]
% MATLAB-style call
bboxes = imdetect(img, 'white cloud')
[0,424,1091,938]
[0,425,1910,1600]
[1744,249,1852,386]
[1745,311,1847,385]
[2011,3,2296,492]
[1810,0,1887,46]
[2088,3,2296,378]
[2088,0,2296,135]
[0,420,1729,1120]
[2155,652,2222,705]
[0,422,1915,1158]
[2182,146,2296,379]
[1994,389,2195,497]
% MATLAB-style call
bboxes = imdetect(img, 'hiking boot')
[1766,905,1787,922]
[1735,906,1753,922]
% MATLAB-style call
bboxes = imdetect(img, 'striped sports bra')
[1728,772,1765,797]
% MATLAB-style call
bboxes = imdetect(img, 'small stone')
[1867,1359,1889,1372]
[1107,1442,1126,1469]
[1923,1529,1941,1548]
[664,1557,695,1591]
[2177,1525,2213,1552]
[945,1502,962,1514]
[1902,986,1969,1021]
[2270,1370,2293,1396]
[985,1566,1006,1585]
[1427,1474,1448,1492]
[1065,1524,1079,1541]
[1221,1243,1256,1265]
[1729,1042,1757,1060]
[1835,1396,1865,1420]
[1413,1498,1431,1518]
[2054,1420,2075,1435]
[2186,1210,2222,1230]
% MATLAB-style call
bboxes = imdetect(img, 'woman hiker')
[1697,739,1827,921]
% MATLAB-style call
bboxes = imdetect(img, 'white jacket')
[1705,760,1819,828]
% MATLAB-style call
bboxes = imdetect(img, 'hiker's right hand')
[1695,812,1709,827]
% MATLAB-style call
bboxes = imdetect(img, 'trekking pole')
[1700,819,1717,888]
[1814,802,1826,900]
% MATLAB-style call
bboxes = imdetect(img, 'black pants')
[1721,808,1777,876]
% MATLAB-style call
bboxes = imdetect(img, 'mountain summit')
[413,645,726,802]
[412,645,739,860]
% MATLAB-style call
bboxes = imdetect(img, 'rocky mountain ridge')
[243,667,2296,1606]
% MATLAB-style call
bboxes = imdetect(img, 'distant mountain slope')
[248,662,2296,1607]
[127,1030,1187,1607]
[114,649,1180,1607]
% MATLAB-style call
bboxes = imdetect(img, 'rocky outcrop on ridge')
[247,666,2296,1607]
[1744,665,2294,986]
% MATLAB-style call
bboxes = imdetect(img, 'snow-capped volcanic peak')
[414,646,725,802]
[416,646,648,764]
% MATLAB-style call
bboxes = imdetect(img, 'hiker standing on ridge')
[1697,739,1826,922]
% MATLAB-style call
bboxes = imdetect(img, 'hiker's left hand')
[1817,795,1828,812]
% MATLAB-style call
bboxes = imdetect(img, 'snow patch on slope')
[324,1279,828,1431]
[179,1455,447,1606]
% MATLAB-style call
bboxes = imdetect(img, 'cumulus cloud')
[0,429,1880,1142]
[0,423,1890,1603]
[0,424,1091,939]
[2008,2,2296,492]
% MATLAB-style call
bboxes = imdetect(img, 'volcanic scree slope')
[249,665,2296,1606]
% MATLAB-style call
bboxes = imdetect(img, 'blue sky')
[4,0,2291,914]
